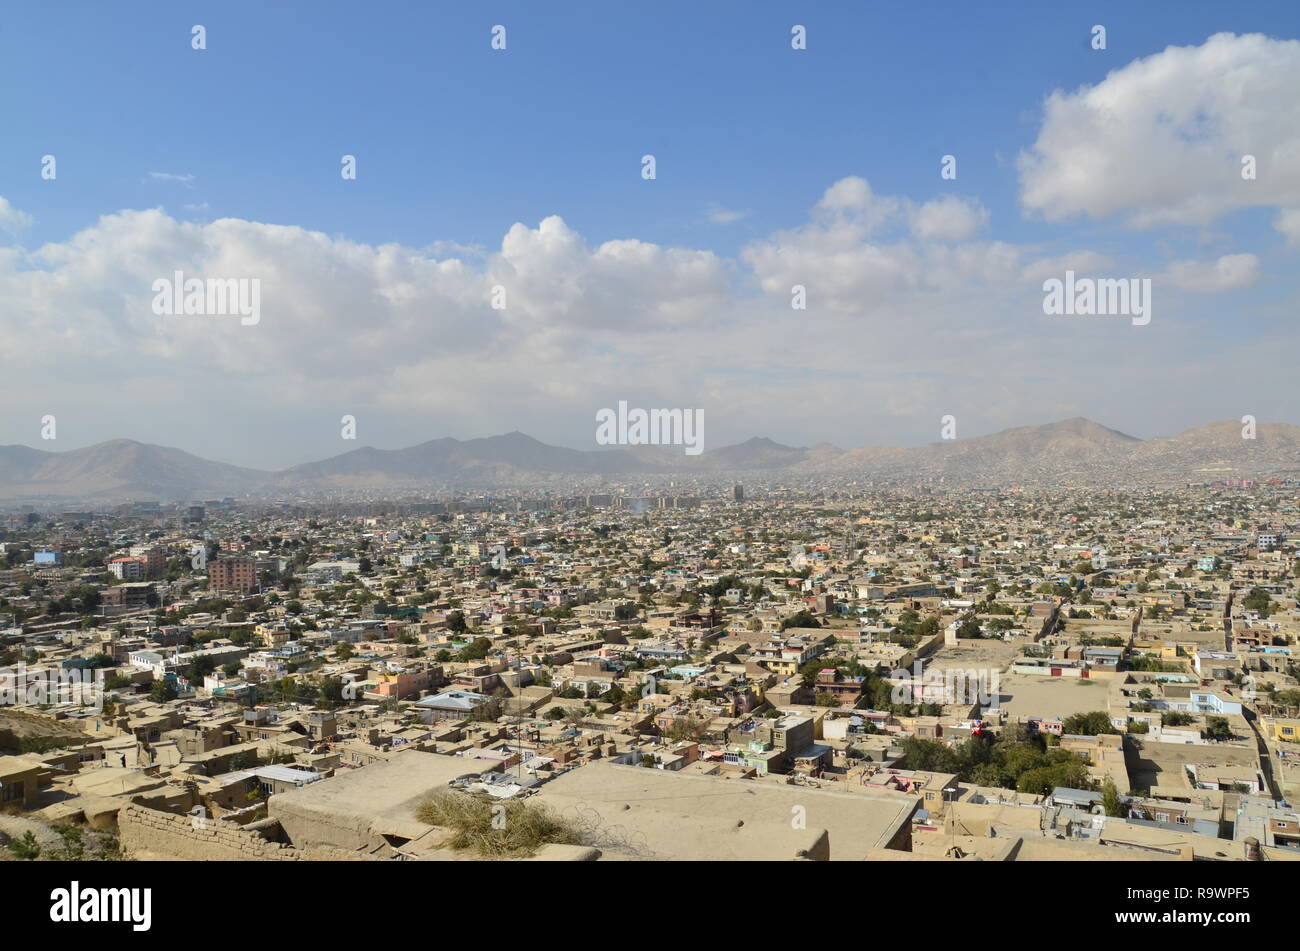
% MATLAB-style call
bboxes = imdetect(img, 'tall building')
[129,546,168,579]
[733,484,744,502]
[108,556,144,580]
[209,555,258,594]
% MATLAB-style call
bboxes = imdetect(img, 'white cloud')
[1276,208,1300,247]
[814,176,903,232]
[909,195,989,242]
[489,215,729,332]
[0,197,33,233]
[1018,32,1300,240]
[706,204,747,224]
[743,178,1020,311]
[1018,251,1112,285]
[1163,253,1261,292]
[0,174,1285,463]
[149,172,196,185]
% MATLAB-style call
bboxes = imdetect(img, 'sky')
[1,0,1298,469]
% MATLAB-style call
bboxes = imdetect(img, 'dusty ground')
[0,815,64,854]
[0,709,88,753]
[0,814,122,861]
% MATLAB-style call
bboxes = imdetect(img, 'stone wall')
[118,803,376,861]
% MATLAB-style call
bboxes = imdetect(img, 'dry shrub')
[415,789,584,858]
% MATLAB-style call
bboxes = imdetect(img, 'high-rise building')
[733,484,744,502]
[129,546,168,579]
[209,555,258,594]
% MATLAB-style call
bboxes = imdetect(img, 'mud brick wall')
[118,803,375,861]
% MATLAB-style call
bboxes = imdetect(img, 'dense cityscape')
[1,479,1297,862]
[4,0,1295,931]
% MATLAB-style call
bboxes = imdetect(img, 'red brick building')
[209,555,258,594]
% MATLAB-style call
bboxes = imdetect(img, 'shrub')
[415,790,585,858]
[8,831,40,860]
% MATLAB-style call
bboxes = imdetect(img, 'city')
[2,0,1295,931]
[1,475,1298,864]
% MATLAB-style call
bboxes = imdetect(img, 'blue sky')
[1,1,1299,466]
[3,0,1290,254]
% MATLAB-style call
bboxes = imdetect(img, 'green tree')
[781,610,821,631]
[1101,777,1127,817]
[1061,711,1113,736]
[896,737,962,773]
[1242,588,1274,617]
[458,637,494,661]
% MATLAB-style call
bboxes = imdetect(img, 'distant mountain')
[280,432,655,486]
[695,436,812,470]
[937,416,1139,458]
[0,439,265,501]
[3,418,1300,501]
[895,417,1144,482]
[282,433,824,484]
[1130,421,1300,477]
[0,445,56,485]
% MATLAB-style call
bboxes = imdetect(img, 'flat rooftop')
[995,672,1113,719]
[269,750,497,852]
[535,761,917,860]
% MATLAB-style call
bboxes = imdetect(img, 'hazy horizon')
[1,414,1293,472]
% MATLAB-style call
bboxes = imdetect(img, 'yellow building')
[1271,718,1300,743]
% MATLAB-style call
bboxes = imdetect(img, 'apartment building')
[209,555,258,594]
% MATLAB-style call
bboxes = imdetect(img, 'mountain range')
[2,418,1299,502]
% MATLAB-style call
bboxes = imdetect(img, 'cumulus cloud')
[743,178,1013,310]
[0,208,731,430]
[909,195,989,242]
[1163,253,1261,292]
[0,170,1283,464]
[1276,207,1300,247]
[489,215,729,333]
[1018,32,1300,240]
[0,197,33,233]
